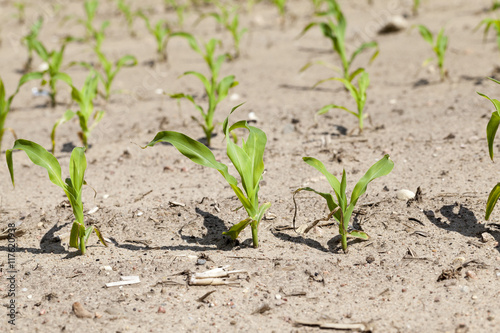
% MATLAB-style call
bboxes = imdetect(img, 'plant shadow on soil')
[0,221,81,259]
[424,202,500,252]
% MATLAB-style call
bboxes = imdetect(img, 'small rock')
[230,93,240,101]
[467,135,480,143]
[366,255,376,264]
[396,189,415,201]
[157,306,166,313]
[378,15,408,34]
[39,309,46,316]
[459,285,470,293]
[100,266,113,271]
[275,294,282,300]
[72,302,93,318]
[88,207,99,214]
[248,112,258,122]
[196,259,207,265]
[466,271,477,279]
[38,62,49,71]
[481,232,495,243]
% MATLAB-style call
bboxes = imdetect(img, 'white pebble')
[155,88,164,95]
[248,112,258,121]
[229,93,240,101]
[38,62,49,71]
[88,207,99,214]
[396,189,415,201]
[275,294,282,300]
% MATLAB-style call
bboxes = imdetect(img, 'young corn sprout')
[138,11,182,62]
[21,17,43,72]
[272,0,287,26]
[143,105,270,248]
[80,0,99,41]
[29,37,74,107]
[164,0,188,27]
[477,77,500,219]
[315,69,370,133]
[74,51,137,100]
[300,0,378,82]
[6,140,107,255]
[476,18,500,53]
[117,0,138,37]
[172,33,238,146]
[415,25,448,81]
[293,155,394,252]
[0,73,41,151]
[196,2,248,58]
[412,0,420,15]
[51,73,104,153]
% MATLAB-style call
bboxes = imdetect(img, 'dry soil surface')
[1,0,500,332]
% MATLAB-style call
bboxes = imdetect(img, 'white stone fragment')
[396,189,415,201]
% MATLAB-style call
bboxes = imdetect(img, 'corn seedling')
[143,105,270,248]
[30,37,74,107]
[80,0,99,41]
[412,0,420,15]
[51,73,104,152]
[315,69,369,132]
[21,17,43,72]
[300,0,378,82]
[117,0,138,37]
[75,51,137,100]
[138,11,183,62]
[272,0,287,26]
[164,0,188,27]
[172,33,238,146]
[293,154,394,252]
[6,140,107,255]
[197,2,248,58]
[415,25,448,81]
[476,18,500,53]
[0,73,42,151]
[93,20,110,54]
[13,2,26,24]
[477,77,500,219]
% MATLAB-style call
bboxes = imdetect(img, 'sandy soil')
[2,0,500,332]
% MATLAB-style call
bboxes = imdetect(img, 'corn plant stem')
[251,221,259,248]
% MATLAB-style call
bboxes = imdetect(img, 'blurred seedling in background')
[315,69,370,133]
[0,73,42,151]
[73,51,137,100]
[6,140,107,255]
[117,0,139,37]
[477,78,500,220]
[476,18,500,53]
[415,25,448,81]
[196,2,248,58]
[29,37,74,107]
[13,2,26,24]
[51,73,104,152]
[412,0,420,16]
[171,33,238,146]
[300,0,378,83]
[164,0,188,27]
[293,155,394,252]
[143,105,271,248]
[80,0,99,41]
[272,0,287,27]
[21,17,43,73]
[138,11,184,62]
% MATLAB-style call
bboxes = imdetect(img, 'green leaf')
[93,226,108,247]
[222,217,252,240]
[182,71,211,93]
[487,111,500,160]
[317,104,357,117]
[69,147,87,195]
[350,154,394,206]
[347,230,370,240]
[302,157,341,194]
[293,187,340,227]
[6,139,65,189]
[486,183,500,220]
[69,221,79,249]
[51,110,76,153]
[417,24,434,45]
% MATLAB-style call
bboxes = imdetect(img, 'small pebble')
[481,232,495,243]
[157,306,166,313]
[466,271,477,279]
[88,207,99,214]
[72,302,93,318]
[275,294,282,300]
[396,189,415,201]
[230,93,240,101]
[196,259,207,265]
[366,255,376,264]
